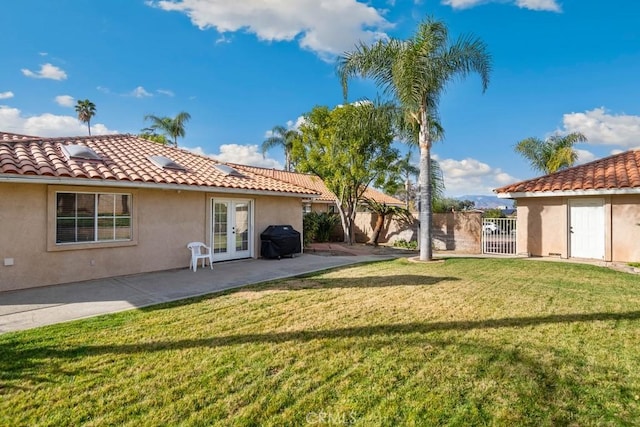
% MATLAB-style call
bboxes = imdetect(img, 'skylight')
[214,164,245,177]
[61,144,102,161]
[148,155,186,171]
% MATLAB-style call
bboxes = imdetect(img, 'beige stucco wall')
[610,195,640,262]
[0,182,303,291]
[352,212,417,244]
[516,197,568,258]
[251,194,303,254]
[516,194,640,262]
[350,211,482,253]
[432,212,482,253]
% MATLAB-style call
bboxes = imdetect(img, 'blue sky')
[1,0,639,196]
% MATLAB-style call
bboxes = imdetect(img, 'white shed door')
[569,199,604,260]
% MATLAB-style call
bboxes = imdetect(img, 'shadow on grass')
[255,274,461,290]
[6,312,638,423]
[2,310,639,366]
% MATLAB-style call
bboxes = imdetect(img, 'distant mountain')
[456,195,514,209]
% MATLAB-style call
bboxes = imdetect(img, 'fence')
[482,218,516,255]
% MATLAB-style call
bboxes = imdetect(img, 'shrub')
[303,212,341,244]
[393,239,418,250]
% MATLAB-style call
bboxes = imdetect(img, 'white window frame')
[47,186,138,252]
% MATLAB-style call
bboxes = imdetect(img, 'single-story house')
[0,132,318,292]
[495,149,640,262]
[230,164,408,243]
[230,164,405,213]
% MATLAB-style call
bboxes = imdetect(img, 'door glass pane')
[214,202,228,254]
[235,203,249,251]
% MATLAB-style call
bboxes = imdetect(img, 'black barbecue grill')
[260,225,301,259]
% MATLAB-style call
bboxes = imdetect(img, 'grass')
[1,258,640,426]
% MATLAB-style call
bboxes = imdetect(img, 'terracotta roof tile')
[0,132,38,141]
[495,149,640,194]
[0,133,319,196]
[231,164,405,206]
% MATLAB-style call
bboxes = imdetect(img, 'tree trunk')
[335,201,350,244]
[404,176,410,210]
[368,213,385,246]
[87,120,91,136]
[418,108,433,261]
[346,201,357,245]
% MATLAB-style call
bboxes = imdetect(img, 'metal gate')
[482,218,516,255]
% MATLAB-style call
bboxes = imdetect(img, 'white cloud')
[287,116,306,130]
[156,89,175,97]
[575,149,596,165]
[206,143,283,168]
[148,0,392,58]
[130,86,153,98]
[434,155,519,196]
[0,91,14,99]
[515,0,561,11]
[561,107,640,147]
[215,34,232,45]
[97,86,111,94]
[55,95,75,107]
[21,63,68,80]
[0,105,117,137]
[442,0,560,12]
[264,116,306,138]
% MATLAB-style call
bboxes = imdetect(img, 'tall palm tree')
[515,132,587,174]
[75,99,96,136]
[339,17,492,260]
[143,111,191,147]
[262,125,298,171]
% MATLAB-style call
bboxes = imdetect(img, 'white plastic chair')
[187,242,213,272]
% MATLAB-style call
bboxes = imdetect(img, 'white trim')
[210,197,254,261]
[569,198,605,260]
[496,187,640,199]
[0,175,318,198]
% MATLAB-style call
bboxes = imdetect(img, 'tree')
[363,199,413,246]
[75,99,96,136]
[138,128,170,145]
[432,197,475,213]
[338,17,491,261]
[393,152,420,209]
[515,132,587,174]
[143,112,191,147]
[262,125,298,171]
[291,102,400,244]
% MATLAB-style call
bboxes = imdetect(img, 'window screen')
[56,192,132,244]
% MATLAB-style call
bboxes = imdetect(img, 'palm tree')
[339,17,491,261]
[262,125,298,171]
[143,111,191,147]
[75,99,96,136]
[395,152,419,209]
[515,132,587,174]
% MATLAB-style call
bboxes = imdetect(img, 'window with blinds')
[56,192,132,244]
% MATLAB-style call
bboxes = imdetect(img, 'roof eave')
[496,187,640,199]
[0,174,318,198]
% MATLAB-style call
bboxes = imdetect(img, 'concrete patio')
[0,250,397,334]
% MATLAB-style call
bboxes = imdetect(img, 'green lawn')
[2,258,640,426]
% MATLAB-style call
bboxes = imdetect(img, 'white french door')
[211,199,253,261]
[569,199,605,260]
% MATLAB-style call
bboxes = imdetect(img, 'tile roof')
[1,132,38,141]
[495,149,640,195]
[0,133,319,196]
[231,164,405,206]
